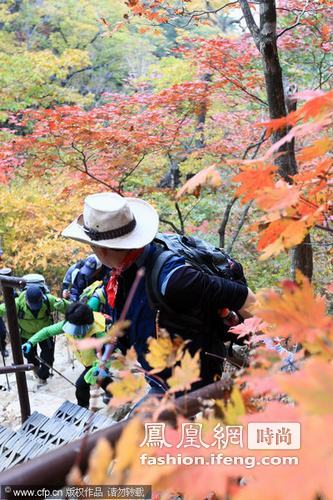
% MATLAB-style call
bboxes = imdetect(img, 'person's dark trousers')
[75,367,113,408]
[75,367,91,408]
[21,337,55,380]
[0,318,7,352]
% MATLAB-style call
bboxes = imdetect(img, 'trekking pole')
[34,354,76,387]
[50,336,55,377]
[0,349,11,391]
[66,342,75,370]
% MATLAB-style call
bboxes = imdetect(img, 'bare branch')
[277,0,309,38]
[166,1,239,29]
[211,65,268,106]
[226,200,253,253]
[238,0,260,48]
[220,129,266,249]
[218,197,237,248]
[159,218,182,234]
[118,154,146,191]
[175,202,185,234]
[242,129,268,159]
[70,142,121,194]
[314,224,333,235]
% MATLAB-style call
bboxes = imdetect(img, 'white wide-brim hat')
[62,193,159,249]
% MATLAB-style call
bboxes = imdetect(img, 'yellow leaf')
[112,346,140,372]
[146,331,188,374]
[87,438,113,485]
[108,372,147,406]
[115,418,144,471]
[215,387,246,425]
[167,350,201,393]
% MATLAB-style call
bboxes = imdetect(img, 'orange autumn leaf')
[297,137,333,163]
[176,165,222,199]
[239,403,333,500]
[232,163,277,204]
[167,350,201,393]
[254,271,333,343]
[293,157,332,182]
[257,218,311,259]
[255,180,300,212]
[276,357,333,415]
[321,23,331,41]
[259,89,333,133]
[254,218,287,251]
[229,316,267,338]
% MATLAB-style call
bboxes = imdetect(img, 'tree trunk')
[239,0,313,279]
[291,233,313,281]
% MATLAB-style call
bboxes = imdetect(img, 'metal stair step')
[0,401,115,472]
[53,400,114,432]
[0,430,52,472]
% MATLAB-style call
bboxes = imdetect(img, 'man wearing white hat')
[62,193,256,398]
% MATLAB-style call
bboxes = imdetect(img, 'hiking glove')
[92,366,109,379]
[22,342,32,355]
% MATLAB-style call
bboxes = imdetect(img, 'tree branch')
[70,142,122,194]
[277,0,310,38]
[175,202,185,235]
[218,196,237,248]
[226,201,253,253]
[238,0,260,48]
[118,154,146,191]
[166,1,239,28]
[159,218,182,234]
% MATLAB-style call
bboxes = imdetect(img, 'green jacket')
[28,312,106,368]
[0,291,69,340]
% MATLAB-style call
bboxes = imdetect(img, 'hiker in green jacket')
[22,302,112,408]
[0,284,69,383]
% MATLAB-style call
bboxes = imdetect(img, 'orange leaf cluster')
[254,271,333,344]
[233,90,333,258]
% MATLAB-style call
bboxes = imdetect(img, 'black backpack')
[146,232,246,329]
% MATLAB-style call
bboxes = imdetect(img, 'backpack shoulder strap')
[145,248,202,329]
[44,294,51,317]
[146,248,174,311]
[17,292,26,319]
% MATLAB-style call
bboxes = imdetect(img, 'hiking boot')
[35,378,47,389]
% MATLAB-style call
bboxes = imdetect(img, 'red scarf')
[106,248,144,308]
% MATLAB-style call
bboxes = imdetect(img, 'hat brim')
[62,198,159,249]
[63,322,92,337]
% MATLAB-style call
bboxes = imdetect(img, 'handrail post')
[0,269,30,423]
